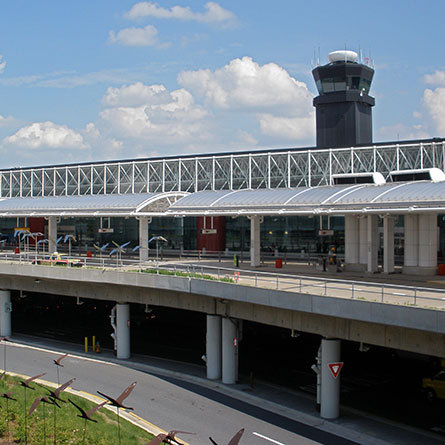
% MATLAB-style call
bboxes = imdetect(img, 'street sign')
[328,362,343,379]
[318,229,334,236]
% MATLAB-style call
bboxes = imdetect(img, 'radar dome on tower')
[328,50,358,64]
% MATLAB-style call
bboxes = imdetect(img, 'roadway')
[2,337,359,445]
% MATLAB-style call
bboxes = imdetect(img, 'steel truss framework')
[1,141,444,198]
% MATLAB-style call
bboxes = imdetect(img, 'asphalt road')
[2,340,358,445]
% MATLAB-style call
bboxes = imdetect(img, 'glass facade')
[225,215,344,254]
[2,214,445,262]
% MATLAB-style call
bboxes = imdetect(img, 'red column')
[28,218,45,246]
[197,216,225,252]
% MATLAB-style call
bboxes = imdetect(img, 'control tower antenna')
[312,49,375,149]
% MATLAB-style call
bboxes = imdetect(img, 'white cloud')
[102,82,170,107]
[178,56,313,115]
[0,55,6,74]
[377,123,430,141]
[237,130,258,147]
[0,67,163,88]
[259,115,315,140]
[109,25,169,47]
[3,122,87,150]
[178,56,315,141]
[125,2,236,27]
[424,70,445,87]
[99,82,209,144]
[85,122,100,138]
[0,114,19,128]
[423,87,445,134]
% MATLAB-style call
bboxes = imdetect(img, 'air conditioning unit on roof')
[332,172,386,186]
[390,168,445,183]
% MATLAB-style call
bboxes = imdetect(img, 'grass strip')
[0,373,153,444]
[140,267,234,283]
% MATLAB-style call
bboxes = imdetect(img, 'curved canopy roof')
[1,180,445,218]
[167,181,445,216]
[0,192,188,217]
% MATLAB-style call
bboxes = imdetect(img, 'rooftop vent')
[332,172,385,186]
[390,168,445,183]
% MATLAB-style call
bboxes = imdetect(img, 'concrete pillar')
[48,217,58,254]
[116,303,130,359]
[383,216,395,274]
[344,215,360,270]
[320,338,341,419]
[138,217,150,262]
[367,215,379,273]
[358,216,368,270]
[206,315,222,380]
[250,216,262,267]
[0,290,12,337]
[404,214,419,273]
[222,317,238,384]
[418,214,438,274]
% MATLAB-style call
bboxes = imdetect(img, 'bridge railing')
[1,252,444,310]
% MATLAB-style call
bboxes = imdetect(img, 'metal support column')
[116,303,130,359]
[206,315,222,380]
[404,214,419,274]
[367,215,379,273]
[222,317,238,384]
[358,216,367,270]
[138,217,151,262]
[249,216,263,267]
[320,338,341,419]
[344,215,359,270]
[0,290,12,337]
[383,216,395,274]
[418,213,438,274]
[48,217,58,254]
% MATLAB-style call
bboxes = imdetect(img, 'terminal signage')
[318,230,334,236]
[98,228,114,233]
[201,228,217,234]
[328,362,344,379]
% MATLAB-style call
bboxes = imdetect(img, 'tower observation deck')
[312,50,375,149]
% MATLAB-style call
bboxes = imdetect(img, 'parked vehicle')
[32,252,81,267]
[422,370,445,402]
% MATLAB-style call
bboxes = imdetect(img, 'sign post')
[320,338,341,419]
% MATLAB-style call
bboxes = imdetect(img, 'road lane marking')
[253,431,286,445]
[5,341,118,366]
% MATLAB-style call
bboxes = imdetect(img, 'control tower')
[312,50,375,148]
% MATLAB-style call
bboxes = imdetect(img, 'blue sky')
[0,0,444,168]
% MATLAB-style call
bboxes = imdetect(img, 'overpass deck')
[1,252,445,355]
[2,252,445,311]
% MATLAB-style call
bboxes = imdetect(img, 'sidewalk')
[9,333,445,445]
[160,256,445,289]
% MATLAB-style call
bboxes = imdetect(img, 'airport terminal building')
[0,50,445,272]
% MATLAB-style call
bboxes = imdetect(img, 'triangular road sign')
[328,362,344,379]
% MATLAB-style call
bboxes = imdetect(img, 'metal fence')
[2,252,445,310]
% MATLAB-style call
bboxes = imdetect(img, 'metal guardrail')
[1,252,445,310]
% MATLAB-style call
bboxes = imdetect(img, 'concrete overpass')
[0,258,444,418]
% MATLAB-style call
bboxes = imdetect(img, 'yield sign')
[328,362,343,379]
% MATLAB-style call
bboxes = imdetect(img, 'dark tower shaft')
[312,50,375,148]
